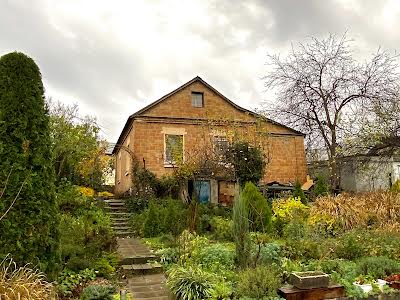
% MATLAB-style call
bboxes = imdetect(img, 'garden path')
[117,237,170,300]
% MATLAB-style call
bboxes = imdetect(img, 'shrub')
[253,243,283,266]
[57,268,97,297]
[167,266,215,300]
[0,52,59,270]
[79,186,96,197]
[81,284,116,300]
[242,182,272,232]
[164,199,188,237]
[143,201,162,237]
[0,256,54,300]
[293,180,308,204]
[334,231,364,260]
[310,192,400,231]
[314,175,329,197]
[125,196,149,213]
[225,140,265,186]
[210,216,233,241]
[236,266,282,299]
[191,244,235,273]
[233,191,251,268]
[57,183,87,213]
[355,256,400,279]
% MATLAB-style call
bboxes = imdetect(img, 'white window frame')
[162,127,186,167]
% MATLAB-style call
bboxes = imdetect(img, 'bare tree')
[263,33,399,189]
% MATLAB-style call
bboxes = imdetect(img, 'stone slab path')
[117,237,170,299]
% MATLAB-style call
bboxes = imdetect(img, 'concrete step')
[115,231,135,238]
[121,263,163,275]
[131,290,168,298]
[112,226,131,231]
[111,217,130,222]
[120,255,158,265]
[109,212,130,217]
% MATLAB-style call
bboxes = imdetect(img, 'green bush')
[225,140,265,186]
[254,243,283,266]
[355,256,400,278]
[233,191,251,269]
[125,196,149,213]
[57,268,97,297]
[140,199,187,238]
[334,231,365,260]
[242,182,272,232]
[0,52,59,271]
[314,175,329,197]
[210,216,233,241]
[191,244,235,274]
[236,266,282,299]
[293,180,307,204]
[81,284,116,300]
[167,266,215,300]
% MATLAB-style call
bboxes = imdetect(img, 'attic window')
[191,92,204,107]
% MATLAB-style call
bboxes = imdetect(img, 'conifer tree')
[0,52,59,270]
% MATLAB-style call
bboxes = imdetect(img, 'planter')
[289,271,330,289]
[353,279,387,294]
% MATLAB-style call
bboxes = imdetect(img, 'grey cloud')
[0,0,399,141]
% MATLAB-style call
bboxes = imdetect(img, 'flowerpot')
[289,271,330,289]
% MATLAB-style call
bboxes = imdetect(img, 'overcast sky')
[1,0,400,141]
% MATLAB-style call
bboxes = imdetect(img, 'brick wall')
[114,80,307,195]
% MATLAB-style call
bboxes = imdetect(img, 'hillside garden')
[128,183,400,299]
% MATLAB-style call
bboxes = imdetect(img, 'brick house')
[112,76,307,203]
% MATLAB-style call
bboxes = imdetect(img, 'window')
[213,136,228,153]
[191,92,204,107]
[165,134,184,165]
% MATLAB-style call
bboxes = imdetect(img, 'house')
[308,155,400,192]
[112,76,308,203]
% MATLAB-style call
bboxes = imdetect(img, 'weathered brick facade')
[113,77,307,196]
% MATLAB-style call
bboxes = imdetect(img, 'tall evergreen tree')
[0,52,59,270]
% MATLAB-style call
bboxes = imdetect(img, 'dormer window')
[191,92,204,107]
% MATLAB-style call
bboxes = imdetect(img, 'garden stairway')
[117,238,170,300]
[105,198,134,237]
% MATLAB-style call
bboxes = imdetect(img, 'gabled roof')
[112,76,304,154]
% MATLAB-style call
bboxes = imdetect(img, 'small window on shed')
[191,92,204,107]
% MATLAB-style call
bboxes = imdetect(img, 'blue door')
[194,180,210,204]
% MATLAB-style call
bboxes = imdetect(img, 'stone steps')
[127,274,169,300]
[121,262,163,275]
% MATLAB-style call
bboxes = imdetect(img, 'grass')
[0,255,55,300]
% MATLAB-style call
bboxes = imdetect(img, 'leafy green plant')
[191,244,235,274]
[236,266,282,299]
[81,284,116,300]
[125,196,149,213]
[57,268,97,297]
[210,216,233,241]
[167,266,215,300]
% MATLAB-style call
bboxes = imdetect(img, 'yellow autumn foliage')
[78,186,95,197]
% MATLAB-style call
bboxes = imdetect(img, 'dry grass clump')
[310,192,400,231]
[0,255,55,300]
